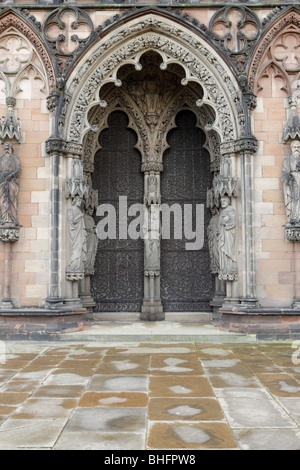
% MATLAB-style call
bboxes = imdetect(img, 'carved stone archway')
[61,11,258,319]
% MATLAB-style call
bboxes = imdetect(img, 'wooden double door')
[91,109,213,313]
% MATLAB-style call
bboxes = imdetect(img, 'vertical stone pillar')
[45,93,65,309]
[1,242,13,308]
[218,144,240,309]
[238,137,259,308]
[141,162,164,321]
[292,247,300,308]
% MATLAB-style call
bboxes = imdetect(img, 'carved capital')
[141,161,163,173]
[45,137,68,156]
[0,226,20,243]
[236,136,258,154]
[46,94,60,113]
[144,270,160,277]
[218,270,238,282]
[285,225,300,242]
[220,141,237,157]
[45,138,83,158]
[66,142,83,158]
[66,271,85,282]
[243,91,257,110]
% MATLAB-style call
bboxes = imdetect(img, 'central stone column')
[141,161,164,321]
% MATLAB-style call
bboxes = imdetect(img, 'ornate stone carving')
[282,140,300,225]
[0,226,19,243]
[283,95,300,143]
[0,12,55,92]
[207,206,220,275]
[43,6,95,75]
[83,174,98,276]
[0,26,49,143]
[209,6,260,72]
[66,196,87,281]
[207,158,238,282]
[218,196,238,281]
[144,174,161,206]
[250,11,300,95]
[285,225,300,242]
[65,159,89,281]
[0,142,21,232]
[0,97,21,144]
[124,54,180,134]
[65,159,88,200]
[67,15,240,145]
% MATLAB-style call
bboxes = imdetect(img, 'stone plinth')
[0,307,86,339]
[220,307,300,339]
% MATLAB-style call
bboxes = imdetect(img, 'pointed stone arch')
[249,8,300,95]
[65,11,243,150]
[0,9,56,93]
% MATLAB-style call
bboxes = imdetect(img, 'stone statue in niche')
[141,64,163,115]
[66,196,87,281]
[282,140,300,225]
[218,195,237,281]
[0,142,21,227]
[207,206,220,275]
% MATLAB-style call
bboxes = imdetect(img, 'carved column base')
[142,269,164,321]
[285,224,300,242]
[210,277,226,319]
[0,298,14,309]
[64,298,83,308]
[292,297,300,309]
[45,297,65,310]
[79,277,95,312]
[141,300,164,321]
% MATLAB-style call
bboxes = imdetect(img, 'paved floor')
[0,322,300,450]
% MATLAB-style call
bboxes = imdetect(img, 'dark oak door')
[91,110,144,312]
[161,110,214,312]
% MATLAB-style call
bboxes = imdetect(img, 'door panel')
[91,110,144,312]
[161,110,214,311]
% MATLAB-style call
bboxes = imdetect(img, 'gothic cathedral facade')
[0,0,300,339]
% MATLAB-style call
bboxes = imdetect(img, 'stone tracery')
[66,14,242,149]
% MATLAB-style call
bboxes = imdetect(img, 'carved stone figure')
[218,196,237,280]
[144,204,160,273]
[141,64,163,115]
[0,142,21,226]
[207,206,220,275]
[145,174,160,206]
[66,197,87,281]
[84,207,98,276]
[282,140,300,224]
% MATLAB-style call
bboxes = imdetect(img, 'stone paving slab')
[0,340,299,450]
